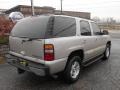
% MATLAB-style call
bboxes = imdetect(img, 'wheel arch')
[66,49,84,65]
[107,41,111,47]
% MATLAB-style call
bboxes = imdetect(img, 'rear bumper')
[6,52,68,76]
[6,54,49,76]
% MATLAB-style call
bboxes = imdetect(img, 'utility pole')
[61,0,63,14]
[30,0,35,16]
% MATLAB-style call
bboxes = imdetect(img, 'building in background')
[5,5,91,19]
[0,9,6,15]
[5,5,55,17]
[55,10,90,19]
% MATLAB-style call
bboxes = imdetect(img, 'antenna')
[30,0,35,16]
[61,0,63,14]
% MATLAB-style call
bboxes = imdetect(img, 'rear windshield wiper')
[19,37,39,42]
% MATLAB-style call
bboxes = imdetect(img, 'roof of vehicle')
[24,14,94,22]
[18,14,95,24]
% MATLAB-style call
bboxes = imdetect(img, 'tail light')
[44,44,54,61]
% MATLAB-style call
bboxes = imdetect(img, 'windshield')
[11,16,50,38]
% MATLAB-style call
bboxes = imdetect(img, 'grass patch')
[0,36,9,44]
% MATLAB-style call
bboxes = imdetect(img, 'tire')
[17,68,25,74]
[63,56,81,84]
[102,44,111,60]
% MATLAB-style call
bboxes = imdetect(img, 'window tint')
[11,16,76,39]
[11,16,50,38]
[91,22,101,35]
[80,20,91,36]
[53,16,76,37]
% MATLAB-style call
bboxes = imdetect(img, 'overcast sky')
[0,0,120,19]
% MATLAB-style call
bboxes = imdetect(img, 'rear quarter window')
[52,16,76,37]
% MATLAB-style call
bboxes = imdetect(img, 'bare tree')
[92,16,100,23]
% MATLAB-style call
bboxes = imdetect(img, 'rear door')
[9,36,44,60]
[79,20,97,62]
[9,16,50,62]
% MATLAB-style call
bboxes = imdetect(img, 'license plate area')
[19,60,28,67]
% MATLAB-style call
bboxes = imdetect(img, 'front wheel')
[63,56,81,84]
[102,44,111,60]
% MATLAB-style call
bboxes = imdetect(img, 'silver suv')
[6,15,111,83]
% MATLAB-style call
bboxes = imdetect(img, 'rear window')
[11,16,50,38]
[11,16,76,38]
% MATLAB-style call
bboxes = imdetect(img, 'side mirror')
[103,30,109,35]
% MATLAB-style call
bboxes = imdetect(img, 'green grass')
[0,36,9,44]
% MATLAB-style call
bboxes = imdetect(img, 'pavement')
[0,32,120,90]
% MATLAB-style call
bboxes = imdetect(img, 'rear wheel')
[102,44,111,60]
[63,56,81,84]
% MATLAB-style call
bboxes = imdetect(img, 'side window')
[80,20,91,36]
[53,16,76,37]
[91,22,101,35]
